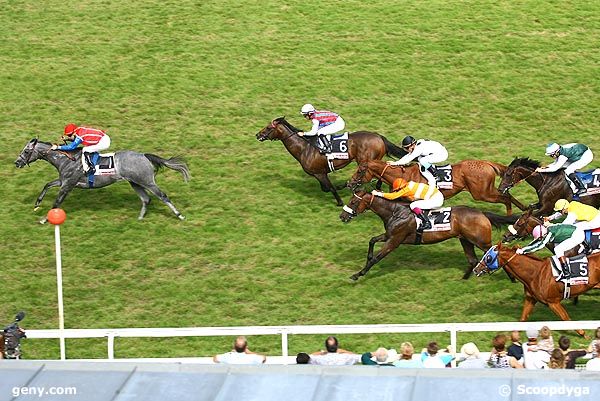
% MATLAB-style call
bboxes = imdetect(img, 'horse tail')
[144,153,191,182]
[485,161,507,177]
[483,211,520,229]
[380,135,407,159]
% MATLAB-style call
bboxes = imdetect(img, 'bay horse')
[339,190,518,280]
[498,157,600,216]
[347,159,526,215]
[15,139,190,222]
[473,242,600,336]
[256,117,406,206]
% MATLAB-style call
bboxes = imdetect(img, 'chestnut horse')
[339,190,518,280]
[474,243,600,336]
[498,157,600,216]
[347,159,525,215]
[256,117,406,206]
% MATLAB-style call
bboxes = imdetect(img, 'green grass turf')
[0,0,598,359]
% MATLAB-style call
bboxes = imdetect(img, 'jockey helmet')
[64,123,77,135]
[401,135,416,149]
[554,199,570,211]
[545,142,560,156]
[392,178,408,191]
[532,224,547,240]
[300,104,315,115]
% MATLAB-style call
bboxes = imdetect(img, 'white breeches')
[554,228,585,257]
[316,117,345,136]
[410,192,444,211]
[576,214,600,231]
[564,149,593,175]
[418,147,448,168]
[82,135,111,154]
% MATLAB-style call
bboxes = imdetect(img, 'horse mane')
[510,157,540,170]
[274,117,300,133]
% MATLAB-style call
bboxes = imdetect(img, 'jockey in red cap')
[51,124,111,172]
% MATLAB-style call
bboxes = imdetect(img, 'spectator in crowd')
[296,352,310,365]
[393,342,424,368]
[537,326,555,353]
[421,341,453,368]
[587,327,600,358]
[507,330,524,364]
[213,336,266,365]
[489,334,522,369]
[586,343,600,371]
[457,342,487,369]
[310,336,361,366]
[361,347,399,366]
[558,335,587,369]
[548,348,566,369]
[522,329,550,369]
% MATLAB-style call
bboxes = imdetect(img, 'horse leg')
[366,233,388,261]
[129,182,151,220]
[458,238,477,279]
[509,194,527,212]
[314,173,343,206]
[519,293,538,321]
[143,183,185,220]
[546,302,585,336]
[350,235,403,281]
[34,179,61,211]
[39,184,75,224]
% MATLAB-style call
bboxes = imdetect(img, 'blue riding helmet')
[481,246,500,271]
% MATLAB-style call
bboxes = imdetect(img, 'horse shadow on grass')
[262,172,352,205]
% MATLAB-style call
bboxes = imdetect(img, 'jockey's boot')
[84,153,95,173]
[416,210,432,230]
[427,165,438,182]
[420,165,437,188]
[559,256,571,281]
[582,240,593,255]
[568,173,586,195]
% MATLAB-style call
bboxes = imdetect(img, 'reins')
[270,119,297,141]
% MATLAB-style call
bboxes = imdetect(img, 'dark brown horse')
[498,157,600,216]
[473,242,600,336]
[502,208,543,243]
[256,117,406,206]
[347,159,525,215]
[339,190,518,280]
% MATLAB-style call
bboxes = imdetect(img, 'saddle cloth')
[571,169,600,197]
[585,229,600,252]
[415,207,452,232]
[327,133,349,160]
[92,152,116,176]
[434,165,453,190]
[550,254,589,285]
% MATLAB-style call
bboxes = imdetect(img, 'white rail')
[26,320,600,361]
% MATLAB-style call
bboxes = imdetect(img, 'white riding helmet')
[301,104,316,115]
[545,143,560,156]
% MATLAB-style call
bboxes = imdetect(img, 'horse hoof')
[33,206,40,212]
[178,214,186,221]
[39,218,47,225]
[350,274,359,281]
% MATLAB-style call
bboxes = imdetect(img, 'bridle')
[505,165,546,189]
[20,139,39,166]
[475,247,519,277]
[343,192,375,216]
[268,119,297,141]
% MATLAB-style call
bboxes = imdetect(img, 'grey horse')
[15,139,190,222]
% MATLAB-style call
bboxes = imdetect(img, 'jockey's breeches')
[554,228,585,257]
[410,192,444,211]
[564,149,593,175]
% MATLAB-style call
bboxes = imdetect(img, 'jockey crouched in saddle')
[371,177,445,231]
[297,104,345,154]
[545,199,600,254]
[516,223,586,280]
[388,136,448,196]
[51,124,111,173]
[536,142,594,195]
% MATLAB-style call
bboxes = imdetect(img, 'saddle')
[570,169,600,197]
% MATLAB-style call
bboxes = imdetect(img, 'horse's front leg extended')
[367,233,388,261]
[350,236,403,281]
[34,179,61,211]
[519,292,538,321]
[315,173,343,206]
[39,184,75,224]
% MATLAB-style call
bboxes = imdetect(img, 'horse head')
[347,163,374,190]
[256,117,298,142]
[473,243,503,277]
[15,138,45,168]
[498,157,541,194]
[340,190,372,223]
[502,208,540,242]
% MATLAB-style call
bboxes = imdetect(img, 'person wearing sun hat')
[458,342,487,369]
